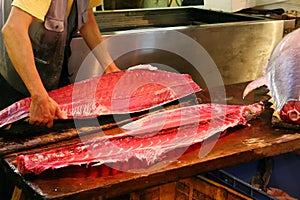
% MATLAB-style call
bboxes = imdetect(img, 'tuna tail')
[243,62,269,99]
[243,76,268,99]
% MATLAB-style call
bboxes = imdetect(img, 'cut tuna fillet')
[0,69,201,128]
[16,103,264,175]
[121,103,263,132]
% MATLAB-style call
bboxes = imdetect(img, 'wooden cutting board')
[3,82,300,199]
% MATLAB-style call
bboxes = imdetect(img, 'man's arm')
[1,6,67,128]
[79,9,121,74]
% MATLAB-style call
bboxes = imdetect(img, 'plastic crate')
[224,152,300,199]
[204,170,278,200]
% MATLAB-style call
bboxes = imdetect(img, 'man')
[0,0,120,128]
[0,1,121,199]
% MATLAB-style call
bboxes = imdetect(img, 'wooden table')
[1,82,300,200]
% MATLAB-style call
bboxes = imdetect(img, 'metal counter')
[69,7,284,87]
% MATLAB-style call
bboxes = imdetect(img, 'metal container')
[68,7,284,87]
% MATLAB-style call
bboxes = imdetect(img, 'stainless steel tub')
[68,7,284,87]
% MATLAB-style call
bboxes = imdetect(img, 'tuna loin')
[16,103,264,175]
[0,69,201,128]
[244,29,300,124]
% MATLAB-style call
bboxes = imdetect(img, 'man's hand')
[104,63,121,74]
[29,95,67,128]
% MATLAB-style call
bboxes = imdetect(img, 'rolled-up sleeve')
[12,0,51,21]
[89,0,103,8]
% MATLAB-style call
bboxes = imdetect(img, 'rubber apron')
[0,0,90,95]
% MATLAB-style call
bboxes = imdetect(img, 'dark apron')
[0,0,90,109]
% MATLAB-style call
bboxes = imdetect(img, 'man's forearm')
[2,7,48,97]
[79,9,120,73]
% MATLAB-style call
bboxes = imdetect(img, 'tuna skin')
[244,28,300,124]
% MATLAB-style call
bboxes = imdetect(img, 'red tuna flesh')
[0,70,201,128]
[244,29,300,124]
[122,103,263,132]
[280,101,300,124]
[16,103,264,175]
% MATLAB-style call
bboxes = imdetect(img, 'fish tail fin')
[243,76,268,99]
